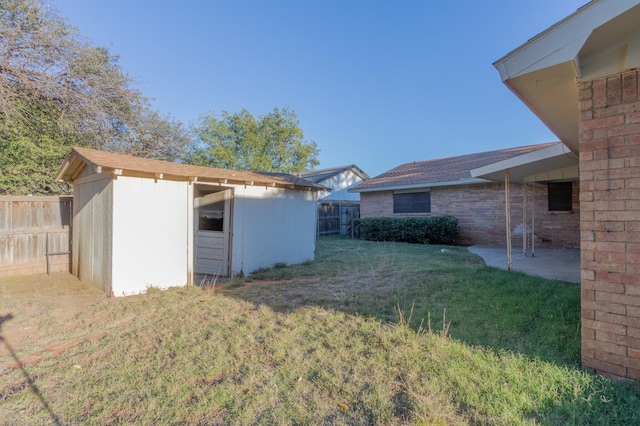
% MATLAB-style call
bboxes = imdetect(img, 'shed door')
[194,188,232,276]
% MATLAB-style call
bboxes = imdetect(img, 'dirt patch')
[241,277,319,287]
[222,273,386,313]
[0,273,108,371]
[0,270,382,371]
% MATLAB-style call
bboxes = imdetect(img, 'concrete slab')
[467,246,581,283]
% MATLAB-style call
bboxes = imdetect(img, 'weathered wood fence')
[317,201,360,237]
[0,195,72,277]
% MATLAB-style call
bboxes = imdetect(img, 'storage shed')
[56,147,325,296]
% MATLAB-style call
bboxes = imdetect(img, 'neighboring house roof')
[56,147,326,191]
[494,0,640,154]
[350,142,558,193]
[299,165,370,184]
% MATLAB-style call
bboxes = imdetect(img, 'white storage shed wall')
[230,185,317,275]
[72,172,113,294]
[111,176,189,296]
[74,177,317,295]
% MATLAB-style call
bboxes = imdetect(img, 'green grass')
[1,237,639,424]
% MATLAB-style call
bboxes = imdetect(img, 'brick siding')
[580,69,640,381]
[360,180,579,248]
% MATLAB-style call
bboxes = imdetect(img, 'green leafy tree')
[0,104,74,194]
[0,0,190,194]
[186,107,320,173]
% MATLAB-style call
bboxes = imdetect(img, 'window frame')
[393,190,431,214]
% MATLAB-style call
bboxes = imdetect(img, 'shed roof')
[350,143,557,193]
[56,147,326,191]
[299,165,370,184]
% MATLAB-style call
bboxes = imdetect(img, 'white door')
[194,188,232,276]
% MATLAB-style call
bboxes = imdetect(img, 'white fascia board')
[350,178,489,193]
[471,143,578,182]
[495,0,640,80]
[471,143,571,178]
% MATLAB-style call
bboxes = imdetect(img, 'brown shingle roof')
[352,143,558,192]
[56,147,326,191]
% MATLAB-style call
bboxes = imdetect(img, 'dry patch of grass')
[1,238,639,424]
[0,273,107,358]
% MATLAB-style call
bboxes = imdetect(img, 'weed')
[198,274,218,290]
[1,238,639,425]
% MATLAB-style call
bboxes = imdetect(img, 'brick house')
[490,0,640,381]
[350,142,580,248]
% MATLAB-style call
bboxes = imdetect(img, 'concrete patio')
[467,246,581,283]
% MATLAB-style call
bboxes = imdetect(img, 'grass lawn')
[1,237,639,424]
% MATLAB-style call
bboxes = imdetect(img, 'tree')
[0,0,137,145]
[0,104,74,194]
[102,107,191,162]
[186,107,320,173]
[0,0,190,194]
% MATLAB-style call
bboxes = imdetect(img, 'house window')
[393,191,431,214]
[548,182,572,211]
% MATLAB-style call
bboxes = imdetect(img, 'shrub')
[354,216,459,245]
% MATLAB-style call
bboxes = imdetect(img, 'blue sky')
[56,0,587,177]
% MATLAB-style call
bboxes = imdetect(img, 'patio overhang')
[494,0,640,154]
[470,142,578,183]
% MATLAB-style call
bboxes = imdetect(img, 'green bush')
[354,216,459,245]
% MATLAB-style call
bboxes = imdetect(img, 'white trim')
[494,0,640,80]
[350,178,488,193]
[471,143,578,183]
[494,0,640,153]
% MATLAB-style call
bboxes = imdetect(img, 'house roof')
[494,0,640,154]
[350,142,558,193]
[299,165,370,184]
[56,147,326,191]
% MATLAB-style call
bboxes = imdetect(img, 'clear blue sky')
[55,0,586,177]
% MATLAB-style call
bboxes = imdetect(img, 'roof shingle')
[57,147,326,191]
[352,143,558,192]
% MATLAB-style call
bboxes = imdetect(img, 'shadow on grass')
[222,238,580,366]
[0,313,62,426]
[219,239,640,423]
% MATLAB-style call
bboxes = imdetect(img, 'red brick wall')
[360,181,579,248]
[579,70,640,381]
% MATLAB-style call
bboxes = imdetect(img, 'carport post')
[523,182,527,257]
[531,180,536,257]
[505,170,512,271]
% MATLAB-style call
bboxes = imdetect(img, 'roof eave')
[349,178,490,193]
[494,0,640,154]
[471,143,579,183]
[57,148,326,192]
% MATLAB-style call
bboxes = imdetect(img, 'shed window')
[198,201,224,231]
[393,192,431,214]
[548,182,572,211]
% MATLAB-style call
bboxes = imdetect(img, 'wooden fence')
[317,201,360,237]
[0,195,72,277]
